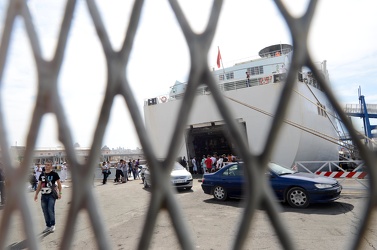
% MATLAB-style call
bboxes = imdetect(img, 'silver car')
[144,162,193,190]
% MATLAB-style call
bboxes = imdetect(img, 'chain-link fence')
[0,0,376,249]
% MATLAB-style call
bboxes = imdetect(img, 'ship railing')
[259,47,293,58]
[145,75,283,105]
[145,69,324,106]
[167,78,261,100]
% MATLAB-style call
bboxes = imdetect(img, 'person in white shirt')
[201,155,206,174]
[216,157,223,170]
[60,162,68,182]
[280,64,287,74]
[35,164,43,182]
[191,157,198,174]
[210,155,217,172]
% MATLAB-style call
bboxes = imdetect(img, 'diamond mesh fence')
[0,0,376,249]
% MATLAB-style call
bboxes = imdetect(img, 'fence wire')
[0,0,376,250]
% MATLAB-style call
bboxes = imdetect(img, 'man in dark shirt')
[34,161,62,233]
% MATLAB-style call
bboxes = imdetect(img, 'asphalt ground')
[0,175,373,250]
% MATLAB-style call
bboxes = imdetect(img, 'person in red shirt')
[205,155,212,173]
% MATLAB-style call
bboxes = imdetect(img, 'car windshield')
[268,162,294,176]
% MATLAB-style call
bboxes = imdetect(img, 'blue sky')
[1,0,377,149]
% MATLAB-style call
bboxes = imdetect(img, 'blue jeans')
[41,194,56,227]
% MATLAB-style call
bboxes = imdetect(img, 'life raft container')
[160,96,167,103]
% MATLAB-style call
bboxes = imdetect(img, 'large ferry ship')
[143,44,339,168]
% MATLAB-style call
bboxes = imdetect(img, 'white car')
[144,162,193,190]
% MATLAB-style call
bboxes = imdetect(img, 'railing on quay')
[294,160,365,174]
[294,160,369,188]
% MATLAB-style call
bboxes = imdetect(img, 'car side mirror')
[267,172,274,179]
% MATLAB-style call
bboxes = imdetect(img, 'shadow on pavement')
[7,232,53,250]
[280,201,355,215]
[202,197,354,214]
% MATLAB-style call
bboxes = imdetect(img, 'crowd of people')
[101,159,141,185]
[179,153,237,174]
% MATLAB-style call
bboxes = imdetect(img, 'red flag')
[217,47,221,68]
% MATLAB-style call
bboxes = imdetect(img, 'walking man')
[34,161,62,233]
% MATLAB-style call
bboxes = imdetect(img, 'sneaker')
[50,226,55,232]
[42,227,50,233]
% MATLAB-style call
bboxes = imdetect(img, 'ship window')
[218,73,234,80]
[250,66,264,76]
[251,67,257,75]
[317,103,327,117]
[226,72,234,79]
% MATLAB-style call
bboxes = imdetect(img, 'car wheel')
[286,187,309,208]
[213,186,227,201]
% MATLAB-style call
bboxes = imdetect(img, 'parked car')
[144,162,193,190]
[201,162,342,208]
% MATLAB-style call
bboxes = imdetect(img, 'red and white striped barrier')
[315,171,368,179]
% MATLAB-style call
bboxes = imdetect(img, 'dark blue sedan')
[201,162,342,208]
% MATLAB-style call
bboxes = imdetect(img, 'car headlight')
[314,183,333,189]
